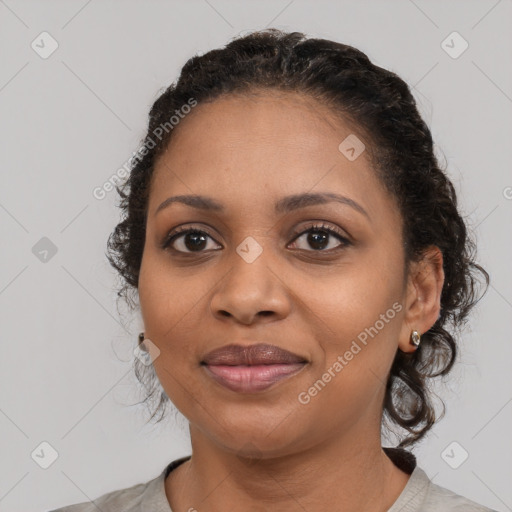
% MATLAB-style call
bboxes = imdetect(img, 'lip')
[201,343,308,393]
[202,343,307,366]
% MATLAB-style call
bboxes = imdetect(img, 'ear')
[398,246,444,353]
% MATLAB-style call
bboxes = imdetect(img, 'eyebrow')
[155,192,370,219]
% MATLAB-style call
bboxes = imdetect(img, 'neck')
[165,424,411,512]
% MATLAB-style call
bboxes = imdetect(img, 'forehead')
[149,91,395,221]
[159,90,363,160]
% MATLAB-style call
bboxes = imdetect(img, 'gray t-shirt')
[49,448,497,511]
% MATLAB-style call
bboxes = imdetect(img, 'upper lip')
[201,343,307,366]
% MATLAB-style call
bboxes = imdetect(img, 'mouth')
[201,343,308,393]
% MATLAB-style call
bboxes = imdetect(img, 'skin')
[138,90,444,512]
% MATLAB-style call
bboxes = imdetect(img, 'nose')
[209,251,292,325]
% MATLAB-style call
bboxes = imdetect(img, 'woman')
[51,28,494,511]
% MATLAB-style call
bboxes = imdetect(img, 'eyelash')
[161,222,352,255]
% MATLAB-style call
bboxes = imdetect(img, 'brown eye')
[289,224,351,252]
[163,228,221,253]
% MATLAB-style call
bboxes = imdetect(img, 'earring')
[411,330,421,347]
[138,332,148,352]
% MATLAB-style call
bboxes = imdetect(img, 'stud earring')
[138,332,148,352]
[411,330,421,347]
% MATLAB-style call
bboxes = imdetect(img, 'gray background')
[1,1,511,511]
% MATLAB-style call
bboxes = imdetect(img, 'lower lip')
[203,363,306,393]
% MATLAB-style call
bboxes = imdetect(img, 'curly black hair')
[106,28,489,447]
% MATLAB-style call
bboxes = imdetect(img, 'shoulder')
[47,456,190,512]
[46,457,185,512]
[47,479,151,512]
[48,455,190,512]
[384,449,497,512]
[422,478,498,512]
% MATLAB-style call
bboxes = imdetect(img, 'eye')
[162,222,351,255]
[162,226,222,254]
[288,222,351,252]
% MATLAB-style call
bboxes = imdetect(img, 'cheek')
[138,255,168,330]
[138,252,195,352]
[295,296,403,439]
[303,254,404,336]
[138,251,222,378]
[301,253,404,385]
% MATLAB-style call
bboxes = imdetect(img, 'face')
[138,91,413,458]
